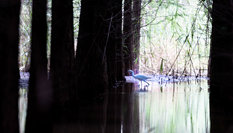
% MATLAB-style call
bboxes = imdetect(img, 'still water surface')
[19,80,209,133]
[137,81,209,133]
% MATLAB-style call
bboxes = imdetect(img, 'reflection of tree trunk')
[209,0,233,132]
[104,84,136,133]
[132,0,141,71]
[122,84,134,133]
[132,89,139,133]
[52,84,137,133]
[25,0,52,132]
[124,0,133,73]
[0,0,21,132]
[53,97,108,133]
[105,89,122,133]
[210,84,233,133]
[50,0,74,109]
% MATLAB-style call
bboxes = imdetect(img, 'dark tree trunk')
[123,0,133,73]
[209,0,233,132]
[132,0,141,71]
[0,0,21,132]
[25,0,52,132]
[106,0,124,85]
[75,0,108,100]
[50,0,74,109]
[209,0,233,84]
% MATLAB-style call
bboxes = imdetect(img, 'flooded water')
[136,81,210,133]
[19,80,210,133]
[19,88,27,133]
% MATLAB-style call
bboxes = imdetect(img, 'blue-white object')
[128,70,150,86]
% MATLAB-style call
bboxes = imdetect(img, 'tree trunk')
[25,0,52,132]
[123,0,133,73]
[132,0,141,71]
[209,0,233,85]
[50,0,74,109]
[106,0,124,85]
[209,0,233,132]
[0,0,21,132]
[75,0,108,100]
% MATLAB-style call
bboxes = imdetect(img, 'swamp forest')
[0,0,233,133]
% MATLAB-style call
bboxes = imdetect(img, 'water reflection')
[137,81,210,133]
[19,80,210,133]
[19,88,27,133]
[209,84,233,133]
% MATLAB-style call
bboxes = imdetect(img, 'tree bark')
[209,0,233,84]
[106,0,124,85]
[132,0,141,71]
[75,0,108,100]
[209,0,233,132]
[123,0,133,73]
[25,0,52,132]
[0,0,21,132]
[50,0,74,109]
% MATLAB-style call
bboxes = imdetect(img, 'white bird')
[128,70,150,86]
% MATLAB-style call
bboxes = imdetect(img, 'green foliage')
[160,58,164,74]
[19,0,81,71]
[139,0,212,76]
[73,0,81,39]
[19,1,32,71]
[19,0,211,76]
